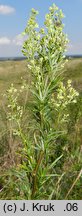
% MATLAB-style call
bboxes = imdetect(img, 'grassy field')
[65,58,82,92]
[0,58,82,98]
[0,57,82,150]
[0,60,27,99]
[0,58,82,199]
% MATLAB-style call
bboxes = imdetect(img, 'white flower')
[14,89,17,93]
[72,99,77,103]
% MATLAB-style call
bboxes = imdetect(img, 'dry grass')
[65,58,82,92]
[0,58,82,97]
[0,60,28,102]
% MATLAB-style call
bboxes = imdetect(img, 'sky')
[0,0,82,57]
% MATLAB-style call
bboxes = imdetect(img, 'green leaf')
[48,154,63,170]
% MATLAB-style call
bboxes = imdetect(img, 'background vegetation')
[0,4,82,199]
[0,57,82,199]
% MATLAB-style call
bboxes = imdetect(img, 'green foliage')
[0,4,81,200]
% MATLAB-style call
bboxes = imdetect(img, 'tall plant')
[1,4,79,199]
[22,4,68,198]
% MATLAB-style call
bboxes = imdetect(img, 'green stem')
[32,150,44,198]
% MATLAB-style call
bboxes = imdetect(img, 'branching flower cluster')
[50,80,79,124]
[6,84,23,123]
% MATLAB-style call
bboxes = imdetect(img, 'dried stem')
[65,169,82,199]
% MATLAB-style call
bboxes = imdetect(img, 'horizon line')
[0,54,82,58]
